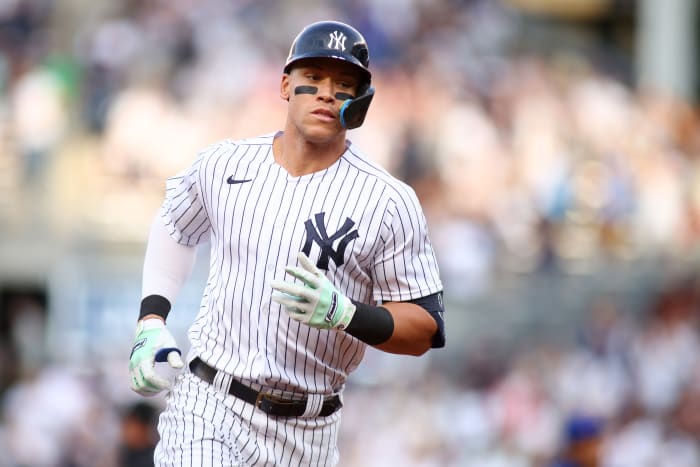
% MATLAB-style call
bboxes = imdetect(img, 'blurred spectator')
[10,65,69,183]
[0,365,117,467]
[117,401,159,467]
[631,283,700,416]
[547,414,604,467]
[0,289,46,397]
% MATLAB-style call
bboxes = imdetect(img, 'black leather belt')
[189,358,342,417]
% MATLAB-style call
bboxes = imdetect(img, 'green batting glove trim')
[311,282,356,330]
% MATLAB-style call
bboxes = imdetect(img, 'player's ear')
[280,74,291,102]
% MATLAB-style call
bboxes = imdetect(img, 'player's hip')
[156,371,341,466]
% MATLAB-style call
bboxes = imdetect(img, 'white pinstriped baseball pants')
[154,372,342,466]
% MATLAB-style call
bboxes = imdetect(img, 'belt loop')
[301,394,325,418]
[212,368,233,395]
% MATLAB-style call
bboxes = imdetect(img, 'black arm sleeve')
[407,291,445,348]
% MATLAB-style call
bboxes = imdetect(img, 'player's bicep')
[371,193,442,302]
[406,291,445,348]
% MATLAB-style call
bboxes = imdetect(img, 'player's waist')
[189,334,356,392]
[188,355,343,397]
[189,357,342,418]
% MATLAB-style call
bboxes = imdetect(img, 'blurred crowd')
[1,275,699,467]
[1,0,700,466]
[340,276,700,466]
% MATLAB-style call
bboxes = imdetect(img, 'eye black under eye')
[335,92,355,101]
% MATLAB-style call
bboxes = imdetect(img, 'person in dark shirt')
[117,401,159,467]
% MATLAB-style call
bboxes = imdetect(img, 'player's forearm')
[139,216,197,320]
[372,302,437,356]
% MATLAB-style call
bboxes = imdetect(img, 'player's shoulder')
[343,142,418,202]
[196,133,275,161]
[235,132,277,147]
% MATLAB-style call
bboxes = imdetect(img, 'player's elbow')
[409,338,433,356]
[376,335,433,356]
[402,341,432,356]
[405,319,438,356]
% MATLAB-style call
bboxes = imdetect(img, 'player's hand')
[129,318,184,396]
[271,252,356,331]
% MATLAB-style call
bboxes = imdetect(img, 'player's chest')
[211,176,384,268]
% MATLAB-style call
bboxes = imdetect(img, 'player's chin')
[302,122,343,143]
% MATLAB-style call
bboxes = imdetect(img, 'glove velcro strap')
[345,301,394,346]
[139,294,172,321]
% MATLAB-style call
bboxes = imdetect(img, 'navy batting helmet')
[284,21,371,88]
[284,21,374,129]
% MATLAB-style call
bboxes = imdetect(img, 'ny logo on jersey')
[328,31,346,51]
[302,212,359,270]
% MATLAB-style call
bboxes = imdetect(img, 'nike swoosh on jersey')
[227,176,253,184]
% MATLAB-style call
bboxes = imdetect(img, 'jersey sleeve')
[371,185,443,302]
[159,147,213,246]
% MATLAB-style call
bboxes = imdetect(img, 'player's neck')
[273,131,347,177]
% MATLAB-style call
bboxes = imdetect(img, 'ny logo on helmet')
[328,31,346,51]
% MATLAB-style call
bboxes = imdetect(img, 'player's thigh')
[265,409,341,466]
[155,373,245,467]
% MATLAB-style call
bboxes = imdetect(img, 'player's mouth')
[311,108,337,122]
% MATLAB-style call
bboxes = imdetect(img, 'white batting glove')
[129,318,184,396]
[270,252,356,331]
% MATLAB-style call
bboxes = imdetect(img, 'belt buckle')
[255,390,288,410]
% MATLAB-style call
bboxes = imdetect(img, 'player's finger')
[270,281,313,301]
[132,379,160,396]
[131,372,144,392]
[167,351,185,369]
[297,252,322,275]
[132,371,161,396]
[271,291,307,311]
[284,309,309,323]
[284,266,319,288]
[139,363,172,391]
[155,347,181,363]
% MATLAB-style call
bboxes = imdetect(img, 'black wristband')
[138,294,172,321]
[345,301,394,346]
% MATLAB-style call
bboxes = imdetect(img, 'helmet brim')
[283,54,371,85]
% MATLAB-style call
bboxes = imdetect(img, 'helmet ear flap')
[356,82,370,98]
[340,86,374,129]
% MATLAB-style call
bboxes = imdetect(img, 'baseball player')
[129,20,445,466]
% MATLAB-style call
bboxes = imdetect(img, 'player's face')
[281,58,361,143]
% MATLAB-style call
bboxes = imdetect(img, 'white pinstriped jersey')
[161,131,442,397]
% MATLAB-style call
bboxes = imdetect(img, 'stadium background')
[1,0,699,465]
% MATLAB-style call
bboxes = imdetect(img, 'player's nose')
[315,77,335,101]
